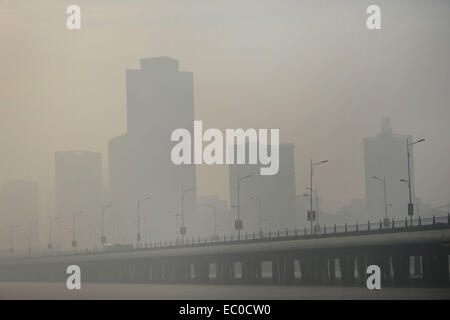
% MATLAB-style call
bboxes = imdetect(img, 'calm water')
[0,282,449,299]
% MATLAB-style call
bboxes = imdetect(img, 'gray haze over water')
[0,282,449,300]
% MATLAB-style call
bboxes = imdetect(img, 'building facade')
[363,118,414,221]
[229,143,296,235]
[108,57,197,245]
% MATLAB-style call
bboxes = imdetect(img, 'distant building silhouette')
[108,57,196,243]
[363,118,414,221]
[54,151,102,249]
[229,143,296,234]
[197,195,233,237]
[324,198,366,226]
[0,180,39,253]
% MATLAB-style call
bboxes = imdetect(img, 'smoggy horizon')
[1,0,449,235]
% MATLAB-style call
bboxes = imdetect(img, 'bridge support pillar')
[242,257,259,284]
[392,252,409,286]
[171,260,187,283]
[194,261,210,283]
[423,249,449,286]
[413,256,422,275]
[281,256,295,285]
[299,254,312,284]
[219,257,233,284]
[381,255,392,283]
[215,261,223,284]
[272,258,280,284]
[134,261,149,283]
[366,253,391,285]
[318,255,329,283]
[329,257,336,282]
[118,263,128,282]
[151,261,163,282]
[339,254,355,284]
[356,254,366,285]
[436,250,449,285]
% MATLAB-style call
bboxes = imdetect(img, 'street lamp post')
[72,211,83,250]
[372,176,389,227]
[9,225,20,254]
[249,196,263,238]
[205,204,217,239]
[236,174,252,240]
[89,225,102,248]
[168,210,181,242]
[181,187,194,243]
[137,196,150,247]
[403,137,425,226]
[27,221,37,254]
[306,188,320,226]
[309,159,328,234]
[100,204,112,247]
[48,216,59,253]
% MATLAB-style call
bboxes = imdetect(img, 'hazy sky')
[1,0,449,222]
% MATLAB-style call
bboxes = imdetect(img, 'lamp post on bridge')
[89,225,102,249]
[9,225,20,254]
[401,137,425,226]
[27,221,38,254]
[181,187,194,244]
[309,159,328,235]
[100,204,112,247]
[72,210,83,250]
[137,196,150,248]
[250,196,263,238]
[372,176,390,227]
[168,210,181,243]
[48,216,59,253]
[204,204,218,240]
[236,174,252,240]
[306,187,320,226]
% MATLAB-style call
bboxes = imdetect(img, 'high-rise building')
[363,118,414,221]
[54,151,102,249]
[229,143,296,234]
[108,57,196,244]
[0,180,39,253]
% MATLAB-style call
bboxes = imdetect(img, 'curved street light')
[236,174,252,240]
[137,196,150,247]
[204,204,217,239]
[309,159,328,234]
[100,204,112,247]
[9,225,20,254]
[181,187,195,243]
[72,210,83,250]
[249,196,263,237]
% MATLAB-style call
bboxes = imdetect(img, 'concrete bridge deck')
[1,218,449,287]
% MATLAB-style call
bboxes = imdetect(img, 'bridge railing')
[1,214,449,260]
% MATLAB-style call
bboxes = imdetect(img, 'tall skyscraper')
[108,57,196,244]
[229,143,296,234]
[54,151,102,249]
[363,118,414,221]
[0,180,39,253]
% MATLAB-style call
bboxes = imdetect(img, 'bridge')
[0,215,449,286]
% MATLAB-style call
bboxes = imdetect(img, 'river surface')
[0,282,449,299]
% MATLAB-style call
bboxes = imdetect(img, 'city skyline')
[1,1,449,227]
[0,56,446,251]
[0,1,449,301]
